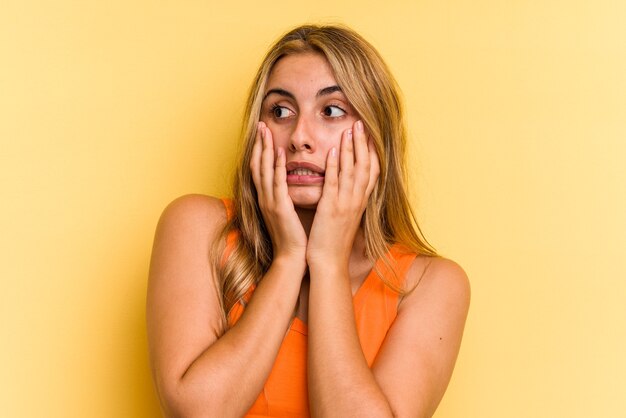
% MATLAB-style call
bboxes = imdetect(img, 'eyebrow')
[317,85,342,97]
[263,88,295,101]
[262,85,343,102]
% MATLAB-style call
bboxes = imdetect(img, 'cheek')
[319,123,350,150]
[264,123,290,149]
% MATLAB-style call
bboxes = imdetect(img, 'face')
[260,53,359,209]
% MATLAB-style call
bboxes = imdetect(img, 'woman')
[147,25,470,418]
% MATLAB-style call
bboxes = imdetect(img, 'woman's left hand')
[306,120,380,268]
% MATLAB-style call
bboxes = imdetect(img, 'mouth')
[287,168,323,176]
[285,162,325,185]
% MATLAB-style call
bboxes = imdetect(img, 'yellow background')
[1,1,625,417]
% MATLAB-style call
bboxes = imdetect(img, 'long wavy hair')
[211,24,437,330]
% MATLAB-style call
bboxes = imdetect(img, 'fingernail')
[331,147,337,157]
[355,120,363,132]
[347,129,353,139]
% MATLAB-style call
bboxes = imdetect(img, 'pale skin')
[147,53,470,417]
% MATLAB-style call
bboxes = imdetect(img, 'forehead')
[266,53,337,91]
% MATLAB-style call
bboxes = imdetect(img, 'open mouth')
[285,163,325,185]
[287,168,323,176]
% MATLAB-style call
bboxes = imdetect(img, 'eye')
[323,105,346,118]
[271,105,294,119]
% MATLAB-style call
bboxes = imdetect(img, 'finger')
[322,146,339,199]
[259,122,275,201]
[250,122,263,192]
[338,127,354,194]
[365,138,381,197]
[273,146,290,203]
[352,120,371,194]
[353,120,369,169]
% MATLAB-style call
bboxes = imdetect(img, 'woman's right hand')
[250,121,308,264]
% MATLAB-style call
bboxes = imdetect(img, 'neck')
[296,208,316,236]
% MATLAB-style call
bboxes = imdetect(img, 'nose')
[288,115,315,153]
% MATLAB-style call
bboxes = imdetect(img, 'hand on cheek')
[307,120,380,266]
[250,121,307,262]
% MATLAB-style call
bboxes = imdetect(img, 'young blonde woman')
[147,25,470,418]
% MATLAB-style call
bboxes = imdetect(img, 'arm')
[309,254,470,418]
[306,121,470,417]
[308,261,394,417]
[306,121,393,416]
[146,195,305,418]
[370,257,470,417]
[147,123,308,417]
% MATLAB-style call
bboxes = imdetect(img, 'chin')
[288,186,322,210]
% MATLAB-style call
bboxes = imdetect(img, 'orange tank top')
[221,199,417,417]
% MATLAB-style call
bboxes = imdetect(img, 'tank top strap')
[370,243,417,291]
[382,244,417,323]
[354,244,418,366]
[387,244,418,285]
[219,198,238,265]
[218,198,251,325]
[221,197,234,220]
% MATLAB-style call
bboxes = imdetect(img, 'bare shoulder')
[157,194,227,236]
[373,255,470,416]
[401,255,471,314]
[148,194,228,294]
[148,194,229,324]
[147,195,229,378]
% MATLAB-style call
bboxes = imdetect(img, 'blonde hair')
[212,24,437,329]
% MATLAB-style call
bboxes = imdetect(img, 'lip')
[285,161,325,185]
[285,161,325,175]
